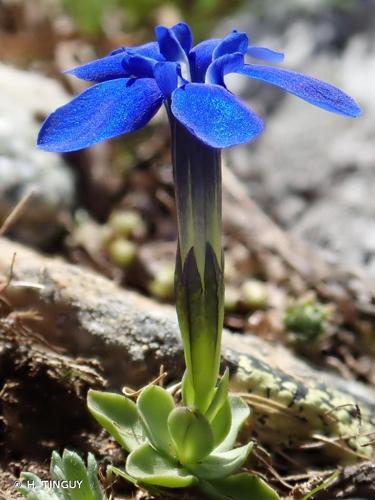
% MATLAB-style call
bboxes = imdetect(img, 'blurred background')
[0,0,374,355]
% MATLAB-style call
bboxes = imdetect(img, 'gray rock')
[0,64,76,247]
[224,2,375,272]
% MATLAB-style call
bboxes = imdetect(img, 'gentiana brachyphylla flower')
[37,21,361,413]
[37,22,361,153]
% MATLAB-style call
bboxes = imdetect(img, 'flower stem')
[167,106,224,412]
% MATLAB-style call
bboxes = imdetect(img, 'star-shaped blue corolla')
[38,22,361,152]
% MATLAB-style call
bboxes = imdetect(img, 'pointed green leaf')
[200,473,280,500]
[175,245,224,412]
[188,443,253,480]
[19,472,44,489]
[51,463,65,484]
[87,389,145,452]
[18,473,59,500]
[61,449,93,500]
[87,453,103,500]
[126,443,196,488]
[107,465,138,486]
[181,370,195,407]
[49,453,65,499]
[50,451,66,494]
[168,407,214,464]
[108,465,163,497]
[50,451,63,474]
[137,385,176,457]
[205,369,230,422]
[301,471,340,500]
[214,396,250,453]
[210,397,232,447]
[18,485,60,500]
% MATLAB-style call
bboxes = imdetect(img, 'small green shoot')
[301,470,340,500]
[284,297,328,344]
[18,450,104,500]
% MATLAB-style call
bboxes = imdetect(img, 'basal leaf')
[210,397,232,447]
[205,368,230,422]
[168,407,214,464]
[188,443,252,480]
[137,385,176,457]
[200,472,280,499]
[214,396,250,453]
[87,390,145,452]
[126,442,196,488]
[61,450,94,500]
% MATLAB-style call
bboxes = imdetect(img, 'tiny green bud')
[109,210,146,239]
[148,265,175,300]
[108,238,137,268]
[168,407,214,465]
[241,280,268,310]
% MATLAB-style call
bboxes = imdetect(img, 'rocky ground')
[0,237,374,499]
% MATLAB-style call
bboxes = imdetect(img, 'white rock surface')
[0,64,76,246]
[224,2,375,271]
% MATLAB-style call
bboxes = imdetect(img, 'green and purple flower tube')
[169,109,224,412]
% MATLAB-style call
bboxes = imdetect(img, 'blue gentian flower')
[36,22,362,425]
[37,22,361,152]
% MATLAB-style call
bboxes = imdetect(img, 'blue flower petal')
[66,52,128,82]
[171,83,264,148]
[109,47,126,55]
[112,42,163,60]
[189,39,220,82]
[38,78,163,152]
[237,64,362,117]
[123,54,157,78]
[154,62,179,98]
[188,32,276,83]
[67,42,163,82]
[171,22,193,54]
[212,31,248,59]
[246,46,284,63]
[205,53,244,87]
[155,25,187,63]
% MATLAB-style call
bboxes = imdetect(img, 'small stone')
[241,280,268,310]
[148,265,175,301]
[109,210,147,240]
[108,238,137,268]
